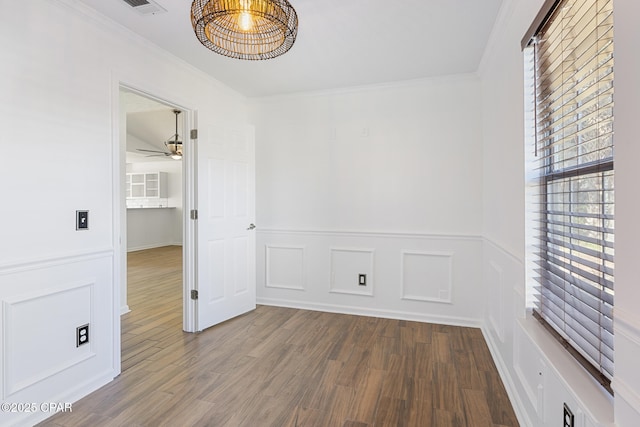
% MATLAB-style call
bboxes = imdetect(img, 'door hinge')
[190,209,198,220]
[190,129,198,139]
[190,289,198,300]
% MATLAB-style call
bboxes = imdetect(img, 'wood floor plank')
[320,384,359,427]
[414,341,433,380]
[374,396,408,427]
[37,246,519,427]
[407,398,433,427]
[336,346,372,387]
[380,354,412,401]
[349,368,384,423]
[433,361,464,415]
[301,359,344,411]
[462,389,494,427]
[454,348,485,390]
[285,406,323,427]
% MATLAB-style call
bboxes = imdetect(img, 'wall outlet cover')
[76,324,89,347]
[563,403,574,427]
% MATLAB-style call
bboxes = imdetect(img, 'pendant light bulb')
[238,0,253,32]
[239,11,253,31]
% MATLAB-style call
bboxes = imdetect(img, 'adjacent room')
[1,0,639,426]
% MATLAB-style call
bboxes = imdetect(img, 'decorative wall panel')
[265,245,305,291]
[401,250,453,304]
[330,248,374,296]
[3,281,95,397]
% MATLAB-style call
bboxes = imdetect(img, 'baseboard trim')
[481,323,533,427]
[257,297,482,328]
[120,304,130,315]
[10,369,116,427]
[127,243,181,252]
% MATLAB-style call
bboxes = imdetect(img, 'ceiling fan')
[137,109,183,160]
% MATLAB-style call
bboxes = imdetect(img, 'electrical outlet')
[76,324,89,347]
[563,403,574,427]
[358,274,367,286]
[76,210,89,230]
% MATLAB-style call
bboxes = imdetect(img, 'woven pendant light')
[191,0,298,60]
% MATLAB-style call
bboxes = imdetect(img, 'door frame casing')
[112,79,198,379]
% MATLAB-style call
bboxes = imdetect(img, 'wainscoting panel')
[513,323,542,416]
[400,250,453,304]
[487,261,504,342]
[330,247,375,296]
[482,238,613,427]
[257,229,484,327]
[3,281,95,397]
[265,245,305,291]
[612,308,640,422]
[0,249,115,427]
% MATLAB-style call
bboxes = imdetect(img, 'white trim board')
[258,227,482,241]
[257,297,483,329]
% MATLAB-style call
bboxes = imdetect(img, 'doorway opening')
[119,87,192,340]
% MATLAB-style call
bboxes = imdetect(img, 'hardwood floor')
[40,245,519,427]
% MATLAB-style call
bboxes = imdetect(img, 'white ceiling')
[82,0,504,98]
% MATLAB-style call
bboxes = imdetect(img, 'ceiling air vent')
[122,0,167,15]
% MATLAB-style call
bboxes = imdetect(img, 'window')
[523,0,614,392]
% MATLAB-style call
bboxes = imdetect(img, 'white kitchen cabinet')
[126,172,168,208]
[126,172,167,199]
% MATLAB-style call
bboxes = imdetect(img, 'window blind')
[525,0,614,391]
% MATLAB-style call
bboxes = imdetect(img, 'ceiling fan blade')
[137,148,170,154]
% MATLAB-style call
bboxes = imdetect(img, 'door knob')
[247,223,256,230]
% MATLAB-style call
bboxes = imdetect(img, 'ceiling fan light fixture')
[190,0,298,60]
[164,110,183,160]
[165,142,182,154]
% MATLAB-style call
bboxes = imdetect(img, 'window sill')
[517,312,614,425]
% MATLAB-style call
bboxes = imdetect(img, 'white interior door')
[195,124,256,331]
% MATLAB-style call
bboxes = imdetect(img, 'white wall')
[611,1,640,424]
[480,0,640,426]
[0,1,247,425]
[126,160,183,251]
[249,76,486,325]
